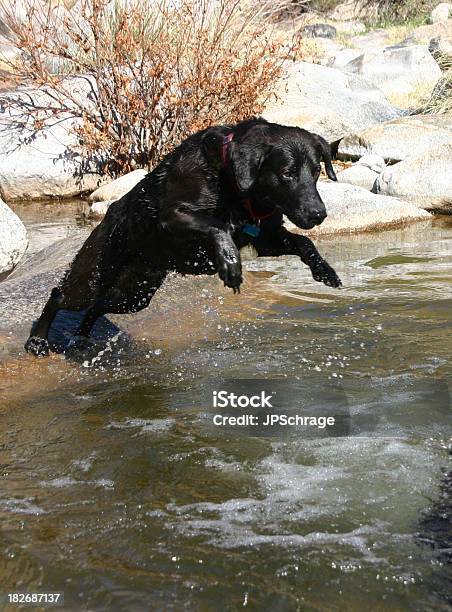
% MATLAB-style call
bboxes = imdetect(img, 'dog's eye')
[280,171,294,181]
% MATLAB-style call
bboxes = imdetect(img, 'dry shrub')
[0,0,298,175]
[422,70,452,115]
[282,0,435,24]
[267,0,310,21]
[353,0,434,24]
[420,39,452,115]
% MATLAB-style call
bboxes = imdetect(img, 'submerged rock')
[263,61,400,142]
[338,114,452,162]
[0,234,86,325]
[419,467,452,564]
[0,198,28,276]
[288,181,432,235]
[375,144,452,212]
[0,232,126,359]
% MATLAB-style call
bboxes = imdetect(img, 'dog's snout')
[310,208,327,222]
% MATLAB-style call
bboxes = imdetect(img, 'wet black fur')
[25,118,342,357]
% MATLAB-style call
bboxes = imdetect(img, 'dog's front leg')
[162,209,242,293]
[210,228,242,293]
[256,226,342,288]
[299,239,342,288]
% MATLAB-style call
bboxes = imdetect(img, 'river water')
[0,202,451,611]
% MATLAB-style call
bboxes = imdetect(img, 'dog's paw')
[312,260,342,288]
[24,336,50,357]
[218,259,243,294]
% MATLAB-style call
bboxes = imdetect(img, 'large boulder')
[0,11,20,65]
[429,36,452,70]
[349,29,394,52]
[0,77,106,201]
[289,182,432,236]
[408,20,452,45]
[328,48,364,68]
[0,197,28,276]
[85,182,430,236]
[0,234,86,335]
[429,2,452,23]
[334,20,366,36]
[328,0,378,22]
[88,200,115,219]
[336,164,379,190]
[0,36,19,65]
[353,153,386,174]
[262,61,401,142]
[338,114,452,162]
[310,38,348,66]
[339,44,442,98]
[375,144,452,212]
[336,154,386,191]
[88,169,147,202]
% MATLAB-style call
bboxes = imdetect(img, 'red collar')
[242,199,276,222]
[222,132,276,223]
[221,132,234,166]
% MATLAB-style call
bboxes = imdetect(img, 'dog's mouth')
[298,219,318,230]
[286,212,326,231]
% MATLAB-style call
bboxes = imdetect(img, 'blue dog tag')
[242,223,260,238]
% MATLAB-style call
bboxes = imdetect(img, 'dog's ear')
[201,128,225,168]
[314,135,337,181]
[229,141,272,193]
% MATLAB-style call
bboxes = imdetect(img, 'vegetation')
[423,71,452,115]
[274,0,435,26]
[360,0,434,25]
[0,0,298,176]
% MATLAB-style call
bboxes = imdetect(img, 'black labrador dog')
[25,118,342,357]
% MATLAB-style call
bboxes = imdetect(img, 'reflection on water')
[10,200,90,255]
[0,205,451,611]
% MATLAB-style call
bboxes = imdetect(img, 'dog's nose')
[310,209,327,222]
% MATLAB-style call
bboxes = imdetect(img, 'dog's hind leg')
[67,296,115,354]
[64,297,110,354]
[76,298,108,338]
[25,287,65,357]
[72,270,167,344]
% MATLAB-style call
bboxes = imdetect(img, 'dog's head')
[227,124,337,230]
